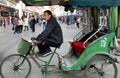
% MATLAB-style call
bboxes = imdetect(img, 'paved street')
[0,23,120,78]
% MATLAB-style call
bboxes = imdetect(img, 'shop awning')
[69,0,120,7]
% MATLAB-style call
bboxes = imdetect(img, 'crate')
[17,39,32,55]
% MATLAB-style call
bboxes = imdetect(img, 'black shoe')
[36,52,44,57]
[37,47,51,56]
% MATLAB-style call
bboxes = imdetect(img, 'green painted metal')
[80,52,115,68]
[45,49,56,71]
[109,6,118,32]
[32,47,47,63]
[30,46,56,70]
[17,39,32,55]
[61,33,115,71]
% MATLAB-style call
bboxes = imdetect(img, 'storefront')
[0,5,15,17]
[0,4,15,26]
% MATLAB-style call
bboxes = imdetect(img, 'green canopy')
[22,0,120,7]
[69,0,120,7]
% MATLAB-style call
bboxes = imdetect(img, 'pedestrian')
[58,17,62,23]
[31,10,63,56]
[76,17,80,28]
[24,17,29,31]
[0,17,2,27]
[42,18,46,30]
[28,16,32,30]
[66,17,70,25]
[18,18,23,33]
[36,16,39,23]
[38,18,42,26]
[2,17,6,28]
[31,15,36,32]
[11,16,14,30]
[6,16,10,25]
[13,16,18,34]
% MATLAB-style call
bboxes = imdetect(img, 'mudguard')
[81,52,118,68]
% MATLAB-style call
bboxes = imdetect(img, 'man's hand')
[31,37,36,40]
[31,37,36,45]
[42,41,46,45]
[31,41,35,45]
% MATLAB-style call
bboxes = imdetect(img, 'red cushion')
[71,41,89,53]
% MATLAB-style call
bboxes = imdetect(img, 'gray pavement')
[0,23,119,78]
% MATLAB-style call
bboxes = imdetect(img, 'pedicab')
[0,22,118,78]
[0,0,119,78]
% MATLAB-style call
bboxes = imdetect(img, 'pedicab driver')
[32,10,63,55]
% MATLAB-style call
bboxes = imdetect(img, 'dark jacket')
[36,17,63,47]
[31,18,36,26]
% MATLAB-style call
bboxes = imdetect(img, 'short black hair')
[44,10,53,16]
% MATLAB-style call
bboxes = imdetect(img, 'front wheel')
[85,55,118,78]
[0,54,31,78]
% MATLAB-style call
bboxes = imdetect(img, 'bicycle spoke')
[0,54,31,78]
[85,55,117,78]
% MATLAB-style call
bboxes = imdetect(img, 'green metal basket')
[17,39,32,55]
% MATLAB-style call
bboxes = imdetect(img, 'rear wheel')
[85,55,117,78]
[0,54,31,78]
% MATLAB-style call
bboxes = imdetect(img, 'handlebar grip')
[31,37,36,40]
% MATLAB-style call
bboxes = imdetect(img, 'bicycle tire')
[0,54,31,78]
[85,55,118,78]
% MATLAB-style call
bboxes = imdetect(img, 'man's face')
[44,12,51,21]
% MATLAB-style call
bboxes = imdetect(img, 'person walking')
[31,15,36,32]
[28,16,32,30]
[11,16,14,30]
[42,19,46,30]
[38,18,42,26]
[6,16,10,25]
[76,17,80,28]
[66,17,70,25]
[24,17,29,31]
[13,16,18,34]
[18,18,23,33]
[2,17,6,28]
[32,10,63,55]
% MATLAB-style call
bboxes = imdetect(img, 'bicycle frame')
[26,45,58,71]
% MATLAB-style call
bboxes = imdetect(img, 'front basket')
[17,39,32,55]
